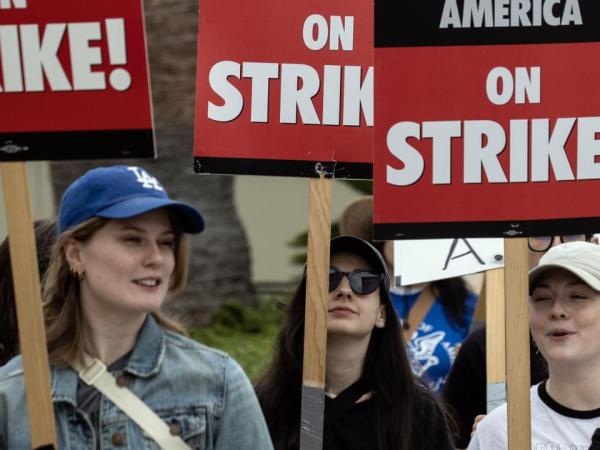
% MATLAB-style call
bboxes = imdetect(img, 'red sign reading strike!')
[194,0,373,178]
[0,0,154,161]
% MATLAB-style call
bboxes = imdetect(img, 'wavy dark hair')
[431,277,471,329]
[0,219,56,366]
[255,253,450,450]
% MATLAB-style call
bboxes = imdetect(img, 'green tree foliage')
[189,296,285,381]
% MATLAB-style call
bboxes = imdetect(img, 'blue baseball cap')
[58,165,204,234]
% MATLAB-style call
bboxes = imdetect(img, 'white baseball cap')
[529,241,600,292]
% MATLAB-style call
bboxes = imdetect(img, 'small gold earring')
[69,266,85,280]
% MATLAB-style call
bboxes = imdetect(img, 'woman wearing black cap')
[469,241,600,449]
[0,166,273,450]
[255,235,454,450]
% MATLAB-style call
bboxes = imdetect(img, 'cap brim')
[96,197,205,234]
[529,263,600,293]
[330,235,387,276]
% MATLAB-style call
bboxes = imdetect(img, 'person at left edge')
[0,165,274,450]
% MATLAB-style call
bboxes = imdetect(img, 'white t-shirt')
[468,382,600,450]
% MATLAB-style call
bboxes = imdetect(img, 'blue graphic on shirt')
[391,289,477,392]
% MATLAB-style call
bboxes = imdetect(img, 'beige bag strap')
[402,285,436,341]
[71,356,192,450]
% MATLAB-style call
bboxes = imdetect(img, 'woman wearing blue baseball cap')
[0,166,273,450]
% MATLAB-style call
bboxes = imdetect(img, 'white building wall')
[0,162,56,238]
[234,175,363,283]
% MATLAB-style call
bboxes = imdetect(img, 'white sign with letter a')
[394,238,504,285]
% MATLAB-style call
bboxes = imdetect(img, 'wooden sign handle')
[503,238,531,450]
[485,268,506,412]
[1,162,57,449]
[299,176,332,450]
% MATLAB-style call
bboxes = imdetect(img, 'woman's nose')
[549,299,569,319]
[334,275,353,297]
[143,242,164,265]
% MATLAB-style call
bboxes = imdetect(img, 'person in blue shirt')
[386,270,478,392]
[0,165,273,450]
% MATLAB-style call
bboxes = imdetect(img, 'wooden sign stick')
[485,268,507,413]
[299,176,332,450]
[503,238,531,450]
[1,162,57,450]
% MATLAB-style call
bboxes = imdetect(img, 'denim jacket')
[0,316,274,450]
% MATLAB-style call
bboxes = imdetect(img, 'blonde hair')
[43,214,189,366]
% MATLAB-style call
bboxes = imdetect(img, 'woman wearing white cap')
[468,241,600,449]
[0,166,273,450]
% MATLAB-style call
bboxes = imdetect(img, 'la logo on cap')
[127,166,164,191]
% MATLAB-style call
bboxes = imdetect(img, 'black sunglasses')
[329,268,383,295]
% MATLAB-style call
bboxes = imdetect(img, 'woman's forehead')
[105,209,174,231]
[534,268,587,288]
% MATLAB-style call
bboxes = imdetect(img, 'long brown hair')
[43,213,189,366]
[255,258,448,450]
[0,220,56,366]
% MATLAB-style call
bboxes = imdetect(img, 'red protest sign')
[0,0,154,161]
[374,1,600,239]
[194,0,373,178]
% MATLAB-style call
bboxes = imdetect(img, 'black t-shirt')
[76,353,130,449]
[442,326,548,448]
[324,378,454,450]
[324,378,377,450]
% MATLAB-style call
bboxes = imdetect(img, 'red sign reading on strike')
[0,0,154,161]
[194,0,372,178]
[374,1,600,239]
